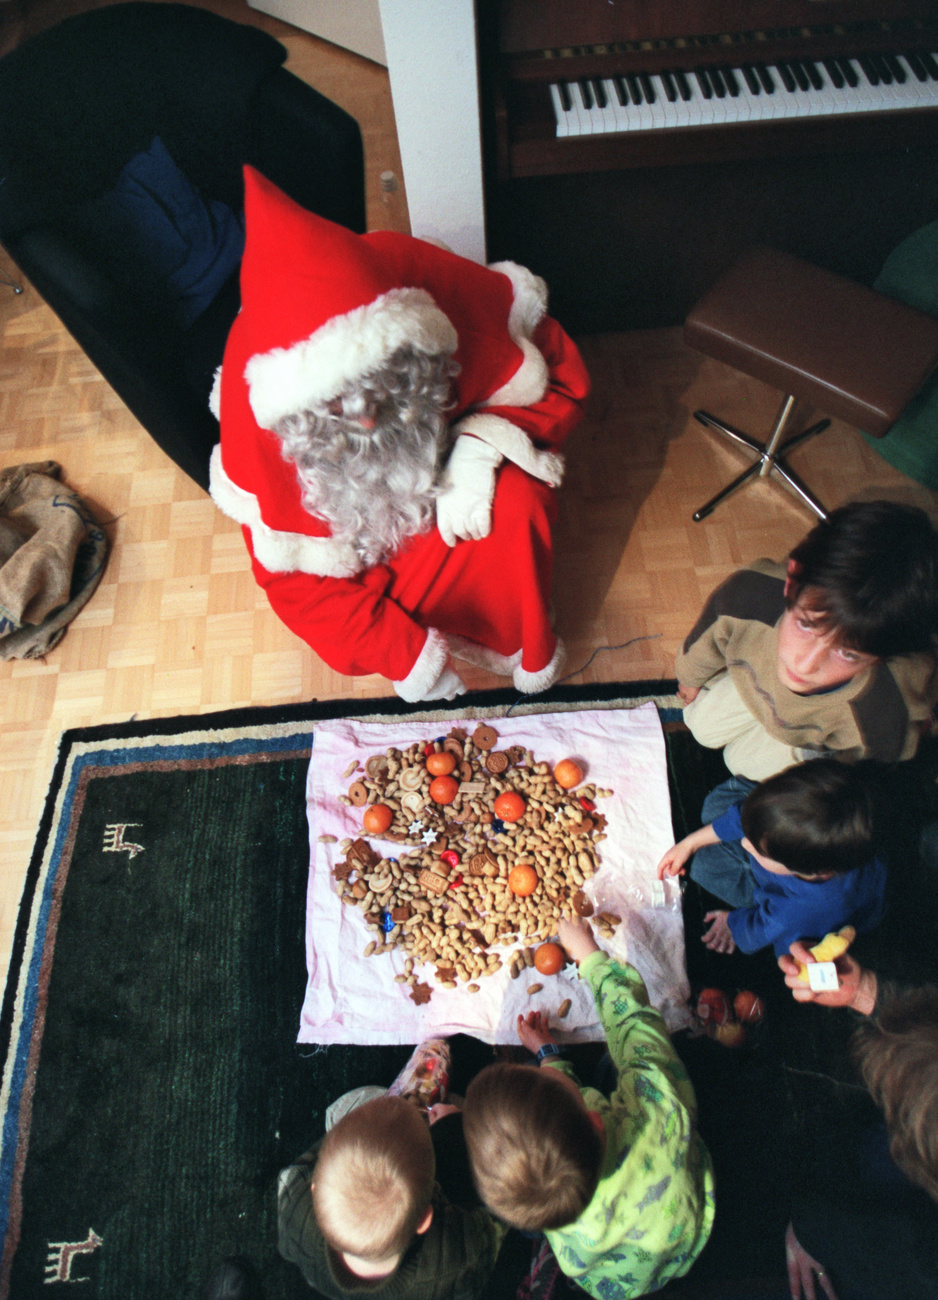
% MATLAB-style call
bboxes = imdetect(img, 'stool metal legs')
[0,268,23,295]
[692,392,830,522]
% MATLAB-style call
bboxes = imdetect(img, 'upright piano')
[478,0,938,331]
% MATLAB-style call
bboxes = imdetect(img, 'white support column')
[377,0,487,264]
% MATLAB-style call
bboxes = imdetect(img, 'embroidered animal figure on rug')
[44,1228,103,1283]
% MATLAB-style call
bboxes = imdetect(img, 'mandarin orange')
[428,774,459,804]
[425,750,457,777]
[507,862,538,896]
[533,942,565,975]
[362,803,393,834]
[493,791,525,822]
[553,758,584,789]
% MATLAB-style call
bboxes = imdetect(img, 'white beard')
[273,348,459,569]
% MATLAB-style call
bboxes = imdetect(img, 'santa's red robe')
[210,169,590,699]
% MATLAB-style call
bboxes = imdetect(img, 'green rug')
[4,681,737,1300]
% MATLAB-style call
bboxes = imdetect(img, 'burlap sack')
[0,461,108,659]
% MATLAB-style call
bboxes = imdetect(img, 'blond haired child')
[278,1094,501,1300]
[463,919,715,1300]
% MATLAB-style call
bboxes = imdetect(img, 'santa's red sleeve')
[248,544,450,700]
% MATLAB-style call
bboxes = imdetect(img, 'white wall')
[377,0,487,263]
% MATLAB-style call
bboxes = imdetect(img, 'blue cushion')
[76,136,244,327]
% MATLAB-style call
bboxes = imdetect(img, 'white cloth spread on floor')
[299,703,689,1044]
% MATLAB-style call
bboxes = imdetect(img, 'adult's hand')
[778,943,877,1014]
[785,1221,838,1300]
[436,436,502,547]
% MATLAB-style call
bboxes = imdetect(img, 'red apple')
[733,990,765,1024]
[696,987,731,1026]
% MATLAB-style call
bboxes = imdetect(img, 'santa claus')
[209,168,590,702]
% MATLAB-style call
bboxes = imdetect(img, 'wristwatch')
[536,1043,562,1062]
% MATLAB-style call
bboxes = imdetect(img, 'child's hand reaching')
[557,916,600,966]
[657,841,694,880]
[702,910,737,954]
[517,1010,556,1056]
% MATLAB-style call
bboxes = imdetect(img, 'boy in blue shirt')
[657,759,886,956]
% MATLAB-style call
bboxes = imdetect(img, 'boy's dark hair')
[463,1062,603,1232]
[786,500,938,657]
[740,758,874,877]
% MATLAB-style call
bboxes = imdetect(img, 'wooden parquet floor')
[2,0,937,992]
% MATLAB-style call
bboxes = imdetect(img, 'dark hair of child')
[786,500,938,658]
[740,758,874,878]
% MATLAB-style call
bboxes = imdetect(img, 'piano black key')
[858,56,881,86]
[661,69,678,103]
[755,63,776,93]
[592,78,607,108]
[626,74,643,104]
[723,67,741,97]
[804,60,824,91]
[789,60,810,92]
[613,75,628,106]
[579,78,594,109]
[709,66,727,98]
[837,57,860,88]
[741,64,761,94]
[822,57,845,89]
[694,68,714,99]
[904,51,929,82]
[777,61,797,93]
[884,53,907,83]
[639,73,656,104]
[674,69,693,101]
[922,52,938,80]
[873,54,894,85]
[559,81,572,112]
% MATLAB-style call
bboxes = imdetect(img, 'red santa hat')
[238,167,459,431]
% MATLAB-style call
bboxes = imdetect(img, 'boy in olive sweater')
[677,501,938,780]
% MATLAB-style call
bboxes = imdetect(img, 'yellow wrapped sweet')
[796,925,856,982]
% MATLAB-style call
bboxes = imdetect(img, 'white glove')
[436,435,502,548]
[425,661,466,701]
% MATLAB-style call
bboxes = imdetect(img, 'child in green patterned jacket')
[463,919,715,1300]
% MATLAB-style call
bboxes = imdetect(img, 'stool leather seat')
[683,246,938,519]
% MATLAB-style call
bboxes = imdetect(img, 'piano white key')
[600,78,633,132]
[643,75,669,130]
[657,73,701,129]
[568,80,595,135]
[591,79,619,133]
[549,83,574,138]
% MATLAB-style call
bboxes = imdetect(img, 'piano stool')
[683,245,938,521]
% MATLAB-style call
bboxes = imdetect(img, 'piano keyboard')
[550,51,938,137]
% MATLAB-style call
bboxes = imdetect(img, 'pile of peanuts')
[323,723,620,1002]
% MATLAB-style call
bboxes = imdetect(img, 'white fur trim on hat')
[452,414,565,488]
[209,365,222,420]
[513,637,566,694]
[208,446,361,579]
[393,627,450,702]
[244,288,458,431]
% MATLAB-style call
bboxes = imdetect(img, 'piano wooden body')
[479,0,938,332]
